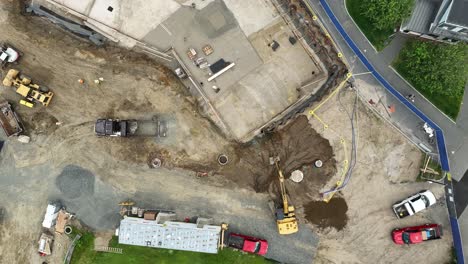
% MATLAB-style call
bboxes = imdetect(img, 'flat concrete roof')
[118,217,222,254]
[50,0,180,39]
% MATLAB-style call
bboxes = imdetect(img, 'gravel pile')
[55,165,95,199]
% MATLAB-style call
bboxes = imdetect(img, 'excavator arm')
[275,161,289,215]
[274,160,298,235]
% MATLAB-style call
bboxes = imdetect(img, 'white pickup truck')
[392,190,436,218]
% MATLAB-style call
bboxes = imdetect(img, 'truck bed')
[132,118,166,137]
[393,204,411,218]
[227,235,245,250]
[0,101,23,137]
[422,228,441,240]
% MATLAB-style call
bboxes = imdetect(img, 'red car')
[227,233,268,256]
[392,224,442,245]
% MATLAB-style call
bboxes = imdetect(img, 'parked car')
[392,224,442,244]
[226,233,268,256]
[392,190,436,218]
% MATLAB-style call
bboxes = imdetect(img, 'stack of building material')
[42,204,59,229]
[55,209,72,234]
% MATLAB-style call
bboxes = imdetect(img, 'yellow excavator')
[272,157,298,235]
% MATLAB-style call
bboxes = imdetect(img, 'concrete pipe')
[151,158,162,168]
[314,159,323,168]
[64,226,72,235]
[218,154,228,165]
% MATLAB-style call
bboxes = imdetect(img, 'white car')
[0,44,20,67]
[392,190,436,218]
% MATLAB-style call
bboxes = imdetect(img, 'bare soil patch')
[305,197,348,231]
[173,115,337,216]
[309,89,451,264]
[212,116,335,192]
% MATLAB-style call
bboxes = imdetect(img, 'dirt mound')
[305,197,348,230]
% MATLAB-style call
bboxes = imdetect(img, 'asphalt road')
[305,0,468,262]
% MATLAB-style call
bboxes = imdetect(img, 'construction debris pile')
[38,203,73,256]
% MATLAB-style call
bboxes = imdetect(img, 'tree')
[395,41,467,98]
[360,0,414,30]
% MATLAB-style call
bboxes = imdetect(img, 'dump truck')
[392,190,436,219]
[0,43,20,68]
[2,69,54,107]
[392,224,442,244]
[226,233,268,256]
[0,101,23,137]
[95,117,166,137]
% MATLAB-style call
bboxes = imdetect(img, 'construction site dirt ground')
[0,1,452,264]
[307,89,452,263]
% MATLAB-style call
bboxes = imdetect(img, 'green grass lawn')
[70,232,272,264]
[346,0,395,50]
[393,41,467,120]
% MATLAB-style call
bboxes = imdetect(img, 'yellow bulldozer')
[271,157,299,235]
[2,69,54,107]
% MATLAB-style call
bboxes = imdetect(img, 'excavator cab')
[275,205,298,235]
[277,218,298,235]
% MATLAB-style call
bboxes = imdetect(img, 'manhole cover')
[314,159,323,168]
[290,170,304,183]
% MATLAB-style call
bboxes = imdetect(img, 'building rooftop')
[402,0,441,33]
[447,0,468,27]
[118,217,222,254]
